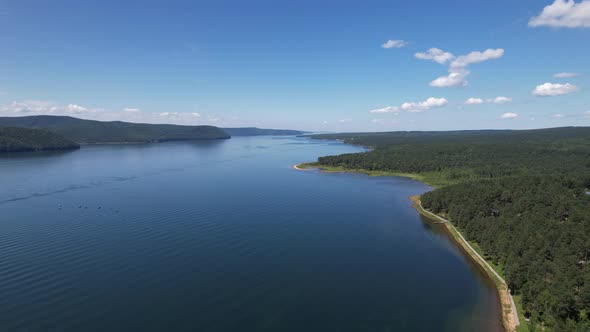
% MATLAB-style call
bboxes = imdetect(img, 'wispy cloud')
[500,112,519,119]
[529,0,590,28]
[465,98,484,105]
[370,97,448,113]
[554,72,581,78]
[415,48,454,64]
[0,100,209,125]
[532,82,579,96]
[465,97,512,105]
[381,39,407,49]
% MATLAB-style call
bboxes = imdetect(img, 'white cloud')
[465,96,512,105]
[493,96,512,104]
[371,97,448,114]
[370,106,401,114]
[338,118,352,123]
[450,49,505,69]
[529,0,590,28]
[0,100,207,125]
[430,72,469,87]
[554,72,581,78]
[66,104,93,113]
[2,100,100,114]
[415,48,455,64]
[465,98,484,105]
[500,112,519,119]
[381,39,407,49]
[532,82,579,96]
[551,113,565,118]
[191,112,200,117]
[417,48,504,88]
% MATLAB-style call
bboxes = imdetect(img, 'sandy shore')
[410,196,519,332]
[292,163,310,170]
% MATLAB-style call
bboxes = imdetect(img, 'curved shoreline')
[410,196,519,332]
[295,162,519,332]
[292,163,310,171]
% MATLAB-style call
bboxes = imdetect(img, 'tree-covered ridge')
[311,127,590,187]
[309,127,590,331]
[0,116,230,143]
[0,127,80,152]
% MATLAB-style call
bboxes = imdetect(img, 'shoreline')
[295,162,520,332]
[410,196,519,332]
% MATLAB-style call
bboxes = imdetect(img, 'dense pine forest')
[0,127,80,152]
[309,127,590,331]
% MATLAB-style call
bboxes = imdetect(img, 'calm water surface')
[0,136,503,331]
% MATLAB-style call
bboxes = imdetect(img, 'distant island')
[301,127,590,332]
[0,127,80,152]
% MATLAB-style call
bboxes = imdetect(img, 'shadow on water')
[0,148,79,161]
[417,213,505,332]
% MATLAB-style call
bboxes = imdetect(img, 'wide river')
[0,136,503,331]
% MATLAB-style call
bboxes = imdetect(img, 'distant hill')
[0,127,80,152]
[222,127,305,136]
[0,116,230,143]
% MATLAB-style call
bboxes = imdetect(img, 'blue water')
[0,136,503,331]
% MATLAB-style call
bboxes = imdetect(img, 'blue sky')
[0,0,588,131]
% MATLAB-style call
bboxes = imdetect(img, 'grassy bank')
[296,162,444,187]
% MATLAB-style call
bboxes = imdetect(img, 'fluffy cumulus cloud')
[554,72,581,78]
[464,96,512,105]
[551,114,565,118]
[465,97,484,105]
[123,107,140,112]
[381,39,407,49]
[370,97,448,113]
[500,112,519,119]
[529,0,590,28]
[532,82,579,96]
[430,72,469,88]
[416,48,504,88]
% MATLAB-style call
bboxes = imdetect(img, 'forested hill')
[309,127,590,331]
[0,127,80,152]
[0,116,230,143]
[222,127,305,136]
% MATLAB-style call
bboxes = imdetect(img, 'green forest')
[0,115,230,143]
[309,127,590,331]
[0,127,80,152]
